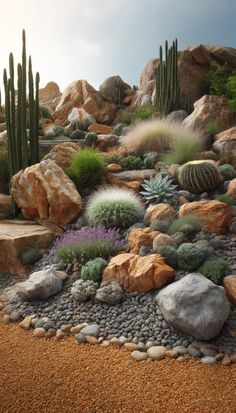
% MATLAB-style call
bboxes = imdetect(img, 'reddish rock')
[223,275,236,305]
[213,126,236,154]
[88,123,113,135]
[42,142,80,169]
[106,164,123,173]
[128,227,159,254]
[102,253,175,293]
[179,200,232,235]
[144,203,176,226]
[39,81,61,110]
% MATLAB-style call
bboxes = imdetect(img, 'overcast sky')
[0,0,236,93]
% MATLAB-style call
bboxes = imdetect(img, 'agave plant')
[140,174,177,205]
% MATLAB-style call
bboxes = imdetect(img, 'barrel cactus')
[178,160,221,194]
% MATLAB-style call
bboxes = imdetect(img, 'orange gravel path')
[0,321,236,413]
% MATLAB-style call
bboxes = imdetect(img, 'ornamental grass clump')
[54,225,124,266]
[86,186,144,229]
[199,259,231,285]
[163,132,203,165]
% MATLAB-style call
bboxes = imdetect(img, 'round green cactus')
[85,132,98,147]
[177,242,206,271]
[80,258,107,282]
[178,160,221,194]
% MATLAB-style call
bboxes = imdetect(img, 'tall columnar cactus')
[3,29,40,180]
[178,160,222,194]
[156,39,180,115]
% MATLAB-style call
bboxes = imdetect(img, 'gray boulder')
[166,110,188,123]
[156,273,230,340]
[16,268,68,301]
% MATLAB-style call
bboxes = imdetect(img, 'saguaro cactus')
[3,29,40,179]
[156,39,180,115]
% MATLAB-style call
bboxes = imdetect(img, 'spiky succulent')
[140,174,177,205]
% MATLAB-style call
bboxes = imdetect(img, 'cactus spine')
[156,39,180,115]
[178,160,221,194]
[3,29,40,181]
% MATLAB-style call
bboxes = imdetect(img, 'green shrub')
[0,150,10,194]
[202,66,236,111]
[168,215,202,236]
[157,246,178,269]
[199,259,231,285]
[85,132,98,147]
[40,105,53,120]
[140,174,177,205]
[80,258,107,282]
[178,160,221,193]
[163,133,203,165]
[21,247,42,265]
[150,219,172,233]
[143,153,158,169]
[205,122,220,136]
[86,186,144,229]
[218,164,236,180]
[122,155,143,170]
[117,105,156,126]
[215,194,236,205]
[66,148,106,191]
[177,242,206,271]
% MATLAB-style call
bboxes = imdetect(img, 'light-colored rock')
[0,220,55,275]
[226,178,236,200]
[165,350,179,359]
[39,81,61,110]
[102,253,175,293]
[179,200,232,235]
[88,123,113,135]
[19,315,36,330]
[131,350,148,361]
[153,233,176,252]
[147,346,166,360]
[16,268,68,301]
[108,169,156,183]
[213,126,236,154]
[128,227,159,254]
[53,80,117,124]
[144,203,176,226]
[200,356,217,365]
[0,194,13,219]
[221,354,231,366]
[79,324,100,338]
[99,75,132,104]
[156,273,230,340]
[11,159,82,226]
[124,342,139,351]
[67,107,95,126]
[85,335,99,344]
[106,163,123,173]
[223,275,236,305]
[33,327,46,338]
[56,329,67,340]
[42,142,80,169]
[183,95,234,132]
[70,323,88,334]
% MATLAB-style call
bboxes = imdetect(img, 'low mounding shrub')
[157,246,178,269]
[218,164,236,180]
[140,174,177,205]
[177,242,206,271]
[0,150,10,194]
[199,259,231,285]
[168,215,202,236]
[54,225,124,266]
[66,148,106,191]
[122,155,142,170]
[121,118,202,156]
[117,105,157,126]
[80,258,107,282]
[21,247,42,265]
[86,186,144,229]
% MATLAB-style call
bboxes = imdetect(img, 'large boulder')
[42,142,80,169]
[102,253,175,293]
[11,159,82,226]
[53,80,117,125]
[128,227,159,254]
[99,75,132,104]
[144,203,176,226]
[156,272,230,340]
[39,81,61,111]
[213,126,236,155]
[179,200,232,235]
[183,95,235,132]
[16,268,68,301]
[0,220,56,275]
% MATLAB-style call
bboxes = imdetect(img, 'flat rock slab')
[0,220,56,276]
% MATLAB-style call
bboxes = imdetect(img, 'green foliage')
[177,242,206,271]
[203,66,236,112]
[178,160,221,194]
[102,152,122,165]
[21,247,42,265]
[86,187,144,229]
[140,174,177,205]
[157,246,178,269]
[218,164,236,180]
[80,258,107,282]
[168,215,202,235]
[226,74,236,111]
[163,134,203,165]
[215,194,236,205]
[0,150,10,194]
[66,148,106,191]
[205,122,220,136]
[156,39,181,115]
[150,218,172,233]
[199,258,231,285]
[117,105,156,126]
[122,155,143,170]
[57,241,117,266]
[85,132,98,147]
[143,153,158,169]
[40,105,53,120]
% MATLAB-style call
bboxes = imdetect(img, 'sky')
[0,0,236,94]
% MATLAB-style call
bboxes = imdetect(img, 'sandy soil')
[0,320,236,413]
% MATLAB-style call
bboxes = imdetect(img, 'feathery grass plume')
[121,118,203,157]
[86,186,145,229]
[163,130,204,165]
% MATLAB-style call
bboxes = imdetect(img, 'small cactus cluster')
[80,258,107,282]
[140,174,177,205]
[85,132,98,147]
[178,160,221,194]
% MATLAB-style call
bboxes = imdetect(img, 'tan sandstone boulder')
[223,275,236,306]
[0,220,55,275]
[11,159,82,226]
[53,80,117,124]
[144,203,176,225]
[39,81,61,111]
[102,253,175,293]
[42,142,80,169]
[179,200,232,235]
[213,126,236,155]
[88,123,113,135]
[128,227,159,254]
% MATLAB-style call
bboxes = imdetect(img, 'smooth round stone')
[70,324,88,334]
[131,351,148,361]
[110,337,123,347]
[124,343,139,352]
[60,324,72,333]
[221,354,231,366]
[165,350,179,359]
[9,311,21,322]
[172,346,188,355]
[176,356,185,362]
[75,333,87,344]
[100,340,110,347]
[200,348,217,357]
[33,327,46,338]
[85,335,99,344]
[56,329,67,340]
[147,346,166,361]
[200,356,217,365]
[80,324,100,338]
[188,348,202,359]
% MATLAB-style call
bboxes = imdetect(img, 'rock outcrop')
[42,142,80,169]
[99,75,133,104]
[39,82,61,111]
